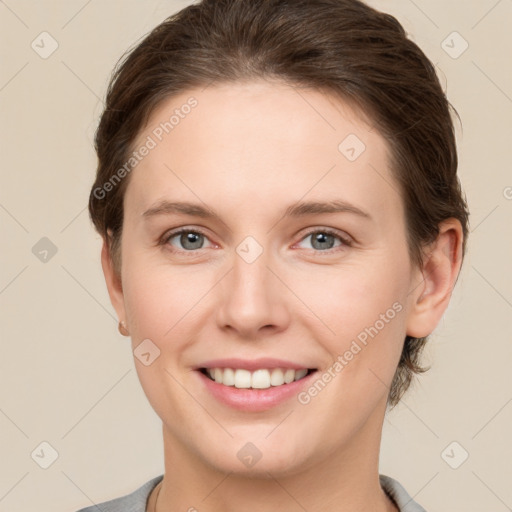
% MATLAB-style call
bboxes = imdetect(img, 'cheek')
[121,252,219,359]
[123,271,193,336]
[299,260,406,332]
[121,261,206,414]
[293,255,409,381]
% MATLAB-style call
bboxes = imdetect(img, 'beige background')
[1,0,511,510]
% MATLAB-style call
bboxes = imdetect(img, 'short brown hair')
[88,0,469,408]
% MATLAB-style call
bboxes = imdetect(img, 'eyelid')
[160,226,214,250]
[294,227,353,251]
[160,226,353,253]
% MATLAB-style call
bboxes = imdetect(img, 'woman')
[79,0,469,510]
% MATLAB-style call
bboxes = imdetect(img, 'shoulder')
[379,474,428,512]
[74,474,164,512]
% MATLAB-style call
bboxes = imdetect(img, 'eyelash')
[159,227,353,254]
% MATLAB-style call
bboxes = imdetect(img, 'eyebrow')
[141,199,371,221]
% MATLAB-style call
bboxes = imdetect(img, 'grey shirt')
[75,474,427,512]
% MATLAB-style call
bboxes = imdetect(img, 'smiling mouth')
[199,367,317,389]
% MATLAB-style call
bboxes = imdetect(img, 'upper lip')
[195,358,316,371]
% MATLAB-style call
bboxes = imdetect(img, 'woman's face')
[105,80,426,475]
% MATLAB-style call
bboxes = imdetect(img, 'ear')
[101,232,127,324]
[406,218,464,338]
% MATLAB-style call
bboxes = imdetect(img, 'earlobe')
[100,235,127,325]
[406,219,464,339]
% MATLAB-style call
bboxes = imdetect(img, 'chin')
[198,434,311,478]
[211,453,303,478]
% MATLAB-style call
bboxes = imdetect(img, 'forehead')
[125,80,398,220]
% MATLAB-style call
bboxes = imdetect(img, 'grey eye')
[166,230,210,251]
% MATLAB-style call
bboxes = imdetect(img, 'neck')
[156,401,397,512]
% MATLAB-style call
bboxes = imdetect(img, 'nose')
[215,245,291,339]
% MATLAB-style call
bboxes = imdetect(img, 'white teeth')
[270,368,285,386]
[251,369,270,389]
[294,368,308,381]
[284,369,295,384]
[203,367,311,389]
[234,369,252,388]
[222,367,235,386]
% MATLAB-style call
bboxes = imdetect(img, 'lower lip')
[196,369,317,412]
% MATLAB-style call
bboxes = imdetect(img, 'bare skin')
[101,79,463,512]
